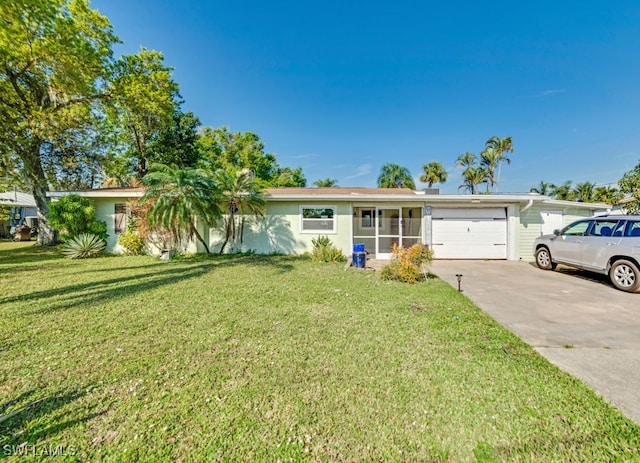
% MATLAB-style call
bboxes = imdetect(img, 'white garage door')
[431,208,507,259]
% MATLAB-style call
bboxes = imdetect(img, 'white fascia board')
[541,199,611,209]
[47,190,144,198]
[266,193,547,203]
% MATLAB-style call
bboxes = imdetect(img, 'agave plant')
[61,233,106,259]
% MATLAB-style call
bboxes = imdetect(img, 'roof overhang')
[47,188,144,199]
[43,188,613,210]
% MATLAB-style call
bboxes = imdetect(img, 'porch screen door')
[376,208,401,259]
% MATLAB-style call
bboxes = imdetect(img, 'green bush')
[49,194,107,242]
[61,233,106,259]
[118,219,147,255]
[380,243,433,283]
[311,235,345,263]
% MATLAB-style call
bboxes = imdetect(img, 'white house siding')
[93,197,199,255]
[207,201,353,256]
[517,204,597,260]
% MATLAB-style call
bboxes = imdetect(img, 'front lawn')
[0,242,638,461]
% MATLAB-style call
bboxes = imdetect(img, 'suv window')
[562,220,592,236]
[589,220,622,237]
[624,220,640,237]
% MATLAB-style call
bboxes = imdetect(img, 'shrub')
[311,235,345,263]
[118,228,147,255]
[49,194,107,242]
[61,233,106,259]
[380,243,433,283]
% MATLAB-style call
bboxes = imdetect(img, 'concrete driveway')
[431,259,640,424]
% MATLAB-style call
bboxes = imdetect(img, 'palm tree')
[530,181,554,196]
[593,186,623,205]
[142,164,221,253]
[458,167,488,194]
[215,167,266,254]
[313,178,338,187]
[572,181,596,203]
[455,152,477,169]
[484,136,513,193]
[420,161,448,188]
[456,152,488,194]
[551,181,573,200]
[479,148,499,193]
[377,163,416,189]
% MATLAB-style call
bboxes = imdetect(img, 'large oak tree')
[0,0,118,243]
[0,0,178,244]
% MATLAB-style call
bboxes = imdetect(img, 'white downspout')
[520,199,534,213]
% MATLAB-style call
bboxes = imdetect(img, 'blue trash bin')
[353,243,366,269]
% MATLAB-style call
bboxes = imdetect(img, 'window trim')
[114,203,127,234]
[299,205,337,234]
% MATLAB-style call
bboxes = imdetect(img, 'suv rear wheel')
[535,247,557,270]
[609,259,640,292]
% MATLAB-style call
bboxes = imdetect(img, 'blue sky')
[93,0,640,193]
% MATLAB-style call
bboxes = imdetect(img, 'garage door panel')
[431,209,507,259]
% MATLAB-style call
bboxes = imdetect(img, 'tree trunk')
[219,217,232,254]
[20,140,57,246]
[190,222,210,254]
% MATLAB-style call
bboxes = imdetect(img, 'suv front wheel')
[609,259,640,292]
[535,247,557,270]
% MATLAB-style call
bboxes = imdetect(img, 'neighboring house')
[0,191,37,238]
[47,187,610,261]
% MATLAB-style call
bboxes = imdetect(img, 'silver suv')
[533,215,640,292]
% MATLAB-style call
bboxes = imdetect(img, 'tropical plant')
[572,181,596,203]
[459,167,488,194]
[311,235,345,263]
[420,162,448,188]
[117,221,147,255]
[455,152,477,170]
[593,186,623,205]
[48,194,108,242]
[530,181,555,196]
[215,168,266,254]
[377,163,416,189]
[61,233,106,259]
[479,148,499,193]
[619,160,640,213]
[551,181,573,200]
[484,136,513,193]
[380,243,433,284]
[313,178,338,187]
[455,152,487,194]
[142,164,221,254]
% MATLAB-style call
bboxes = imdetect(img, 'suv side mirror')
[553,229,560,236]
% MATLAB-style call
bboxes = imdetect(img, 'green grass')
[0,242,638,462]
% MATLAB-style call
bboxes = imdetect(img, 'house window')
[114,203,127,234]
[300,206,337,233]
[361,209,375,228]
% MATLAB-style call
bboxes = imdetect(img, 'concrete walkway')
[431,259,640,424]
